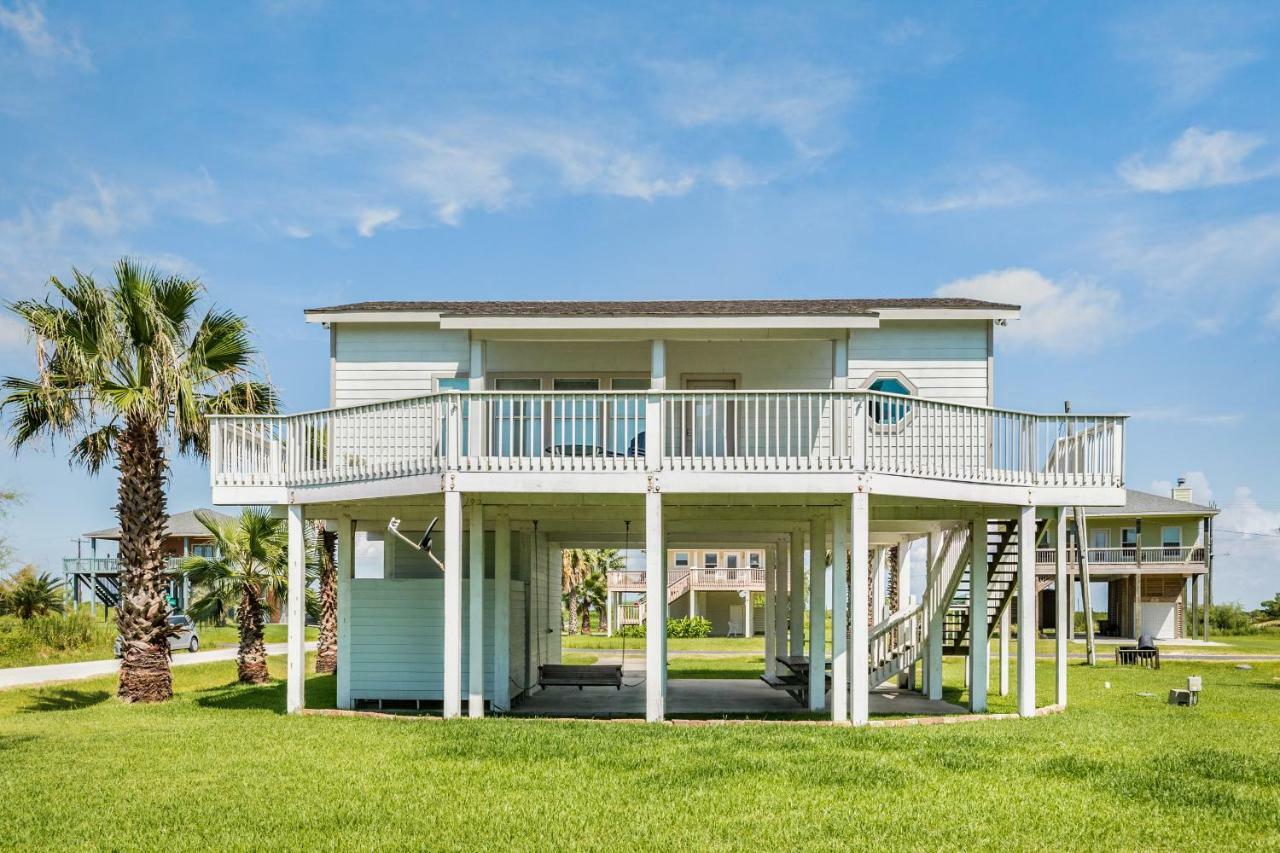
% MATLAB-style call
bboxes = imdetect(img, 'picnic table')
[759,656,832,706]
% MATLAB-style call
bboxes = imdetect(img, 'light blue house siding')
[349,579,527,703]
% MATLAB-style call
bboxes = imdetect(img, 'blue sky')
[1,1,1277,606]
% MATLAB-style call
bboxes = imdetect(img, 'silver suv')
[113,614,201,657]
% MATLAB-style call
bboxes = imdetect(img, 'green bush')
[613,616,713,639]
[666,616,712,638]
[0,611,114,661]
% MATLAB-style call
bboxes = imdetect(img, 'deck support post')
[849,492,870,726]
[764,545,776,676]
[493,512,511,713]
[443,490,463,719]
[468,502,486,718]
[789,527,805,656]
[336,513,354,709]
[831,504,848,721]
[924,533,943,701]
[969,515,988,713]
[772,539,788,677]
[1017,504,1037,717]
[999,605,1011,696]
[872,547,887,624]
[286,503,306,714]
[1054,507,1068,708]
[808,513,827,712]
[744,590,753,637]
[645,488,666,722]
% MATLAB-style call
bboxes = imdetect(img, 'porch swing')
[537,520,634,691]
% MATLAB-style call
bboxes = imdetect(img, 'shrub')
[615,616,713,639]
[666,616,712,638]
[0,611,114,661]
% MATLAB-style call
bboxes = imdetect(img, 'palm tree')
[180,509,290,685]
[561,548,588,633]
[313,521,338,674]
[0,567,66,619]
[2,261,276,702]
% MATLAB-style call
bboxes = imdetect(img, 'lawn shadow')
[21,687,111,713]
[192,672,337,714]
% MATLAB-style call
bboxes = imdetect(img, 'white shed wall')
[333,323,469,406]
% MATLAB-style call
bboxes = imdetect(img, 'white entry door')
[1139,602,1177,640]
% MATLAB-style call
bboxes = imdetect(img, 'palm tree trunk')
[114,416,174,703]
[314,525,338,674]
[237,586,270,684]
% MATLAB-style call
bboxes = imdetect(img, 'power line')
[1215,528,1280,539]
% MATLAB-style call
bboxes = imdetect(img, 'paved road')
[0,641,317,691]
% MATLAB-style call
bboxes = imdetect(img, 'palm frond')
[68,423,119,473]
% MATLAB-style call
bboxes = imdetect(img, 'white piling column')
[789,527,805,656]
[999,601,1011,695]
[925,533,944,701]
[849,492,870,726]
[645,488,666,722]
[771,541,788,677]
[744,590,754,637]
[831,505,848,722]
[1017,504,1037,717]
[285,504,306,714]
[968,516,989,712]
[443,490,464,719]
[468,502,486,718]
[336,513,354,710]
[1054,508,1068,708]
[493,513,511,712]
[808,514,828,712]
[763,546,776,676]
[872,547,888,624]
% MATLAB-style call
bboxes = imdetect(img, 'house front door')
[683,377,737,457]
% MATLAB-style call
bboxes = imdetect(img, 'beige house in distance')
[608,548,768,636]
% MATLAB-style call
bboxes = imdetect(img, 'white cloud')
[355,207,399,237]
[896,165,1045,214]
[1119,127,1276,192]
[1110,4,1265,105]
[1150,471,1215,503]
[281,224,311,239]
[645,59,857,160]
[0,175,209,297]
[0,1,91,69]
[1103,214,1280,323]
[935,268,1123,353]
[0,314,28,352]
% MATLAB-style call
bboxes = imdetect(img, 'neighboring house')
[207,297,1129,724]
[64,509,231,616]
[1034,480,1217,641]
[607,548,768,636]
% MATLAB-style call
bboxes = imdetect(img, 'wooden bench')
[1115,647,1160,669]
[538,664,624,690]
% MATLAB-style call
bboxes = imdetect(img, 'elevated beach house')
[207,298,1127,723]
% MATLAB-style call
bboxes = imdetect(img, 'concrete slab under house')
[206,297,1138,723]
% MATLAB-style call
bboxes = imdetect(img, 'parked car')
[113,614,200,657]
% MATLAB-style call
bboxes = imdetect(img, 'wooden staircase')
[942,519,1045,655]
[635,571,692,622]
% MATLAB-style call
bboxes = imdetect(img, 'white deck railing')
[210,390,1125,490]
[1034,546,1206,566]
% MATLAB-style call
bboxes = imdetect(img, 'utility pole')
[1066,401,1097,666]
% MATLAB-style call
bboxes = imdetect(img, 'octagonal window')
[867,375,914,425]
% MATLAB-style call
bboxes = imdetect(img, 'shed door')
[1140,602,1177,640]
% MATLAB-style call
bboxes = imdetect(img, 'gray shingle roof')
[83,509,235,540]
[1084,489,1218,518]
[306,297,1019,317]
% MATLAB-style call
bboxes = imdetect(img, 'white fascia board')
[303,311,444,325]
[873,308,1021,321]
[439,315,882,331]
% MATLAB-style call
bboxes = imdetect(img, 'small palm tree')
[561,548,588,633]
[180,509,292,685]
[571,569,608,634]
[2,260,276,702]
[313,521,338,674]
[0,566,66,619]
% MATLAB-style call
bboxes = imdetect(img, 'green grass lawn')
[0,623,318,669]
[2,654,1277,849]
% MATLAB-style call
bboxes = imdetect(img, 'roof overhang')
[304,307,1018,328]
